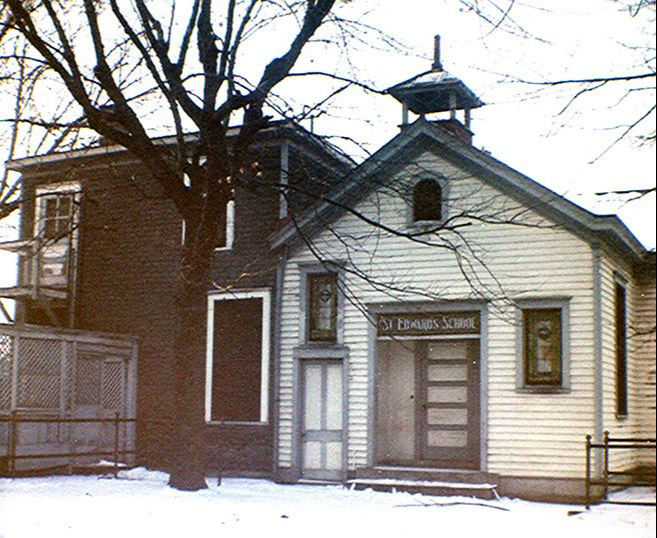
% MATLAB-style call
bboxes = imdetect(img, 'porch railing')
[1,412,136,477]
[585,432,656,509]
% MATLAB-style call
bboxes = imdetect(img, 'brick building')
[1,123,351,475]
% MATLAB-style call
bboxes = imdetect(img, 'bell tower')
[387,36,484,143]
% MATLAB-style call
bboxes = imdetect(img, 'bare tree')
[1,0,652,492]
[0,0,369,491]
[460,0,655,156]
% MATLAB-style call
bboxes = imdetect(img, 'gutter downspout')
[593,244,604,478]
[272,245,288,481]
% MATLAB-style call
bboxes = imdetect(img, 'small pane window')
[615,283,628,417]
[413,179,442,222]
[308,273,338,342]
[524,308,562,386]
[42,194,75,240]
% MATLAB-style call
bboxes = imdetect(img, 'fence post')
[113,412,120,478]
[8,410,18,478]
[585,434,592,509]
[68,429,76,475]
[603,430,610,500]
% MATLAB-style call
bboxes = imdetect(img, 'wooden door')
[301,361,344,481]
[419,340,480,469]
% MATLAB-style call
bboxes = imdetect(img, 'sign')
[378,311,480,337]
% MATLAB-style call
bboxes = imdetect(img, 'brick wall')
[17,131,349,476]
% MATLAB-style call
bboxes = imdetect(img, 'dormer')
[387,36,484,144]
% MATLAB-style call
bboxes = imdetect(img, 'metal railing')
[585,431,656,509]
[1,411,136,478]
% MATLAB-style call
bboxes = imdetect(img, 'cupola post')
[387,35,484,144]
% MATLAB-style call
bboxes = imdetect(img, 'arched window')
[413,179,443,222]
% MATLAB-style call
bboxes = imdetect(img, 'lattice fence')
[75,356,102,407]
[17,338,63,410]
[0,325,137,472]
[0,334,11,412]
[101,361,125,411]
[0,326,136,417]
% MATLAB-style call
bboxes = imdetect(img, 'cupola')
[387,36,484,143]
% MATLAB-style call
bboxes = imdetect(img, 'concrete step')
[355,465,499,485]
[347,477,499,500]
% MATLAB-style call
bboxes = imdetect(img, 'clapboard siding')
[635,272,656,468]
[279,151,594,477]
[598,252,656,472]
[278,150,599,478]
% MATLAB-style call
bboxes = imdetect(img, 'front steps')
[348,466,500,500]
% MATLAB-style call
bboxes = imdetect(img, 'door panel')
[376,341,416,463]
[420,340,481,469]
[301,361,344,480]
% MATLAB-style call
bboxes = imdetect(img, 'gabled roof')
[270,119,647,263]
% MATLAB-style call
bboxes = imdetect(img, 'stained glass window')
[308,273,338,342]
[524,308,562,386]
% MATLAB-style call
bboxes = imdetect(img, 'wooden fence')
[0,323,137,473]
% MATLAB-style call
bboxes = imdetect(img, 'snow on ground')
[0,470,654,538]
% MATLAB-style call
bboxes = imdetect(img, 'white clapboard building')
[269,39,656,502]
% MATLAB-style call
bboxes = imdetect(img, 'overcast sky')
[0,0,655,309]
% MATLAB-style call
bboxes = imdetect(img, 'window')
[413,179,443,222]
[35,183,80,287]
[37,186,79,242]
[615,282,628,417]
[216,199,235,250]
[308,273,338,342]
[42,195,75,240]
[523,308,563,386]
[206,291,271,423]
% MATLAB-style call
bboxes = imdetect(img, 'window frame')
[412,178,443,223]
[205,289,271,425]
[307,272,339,343]
[614,280,629,419]
[35,182,81,242]
[516,298,571,393]
[215,199,236,251]
[299,263,345,346]
[408,177,447,227]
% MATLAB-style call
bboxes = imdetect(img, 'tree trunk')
[167,212,219,491]
[167,280,210,491]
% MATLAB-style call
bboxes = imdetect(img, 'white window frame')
[205,289,271,424]
[215,199,235,251]
[182,200,235,250]
[35,181,81,239]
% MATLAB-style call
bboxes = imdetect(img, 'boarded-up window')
[615,283,628,417]
[308,273,338,342]
[413,180,442,222]
[211,298,263,422]
[524,308,562,386]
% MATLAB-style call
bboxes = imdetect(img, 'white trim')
[205,288,271,424]
[35,181,81,234]
[33,181,82,290]
[214,199,236,252]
